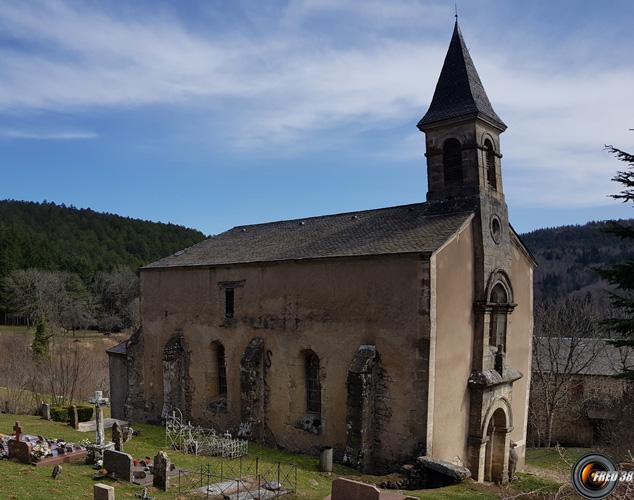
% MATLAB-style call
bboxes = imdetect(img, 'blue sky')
[1,0,633,235]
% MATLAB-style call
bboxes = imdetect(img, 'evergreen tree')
[32,317,51,359]
[599,145,634,378]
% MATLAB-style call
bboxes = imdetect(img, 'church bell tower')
[419,21,522,483]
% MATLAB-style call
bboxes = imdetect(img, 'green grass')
[0,325,34,335]
[526,446,590,472]
[0,414,567,499]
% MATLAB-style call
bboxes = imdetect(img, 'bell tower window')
[485,139,497,190]
[443,138,463,186]
[489,283,509,354]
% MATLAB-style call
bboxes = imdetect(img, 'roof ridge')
[228,202,429,230]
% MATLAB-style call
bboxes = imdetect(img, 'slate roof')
[106,340,127,357]
[418,22,506,130]
[534,338,633,376]
[144,203,473,269]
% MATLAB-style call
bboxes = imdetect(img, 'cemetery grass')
[0,414,560,499]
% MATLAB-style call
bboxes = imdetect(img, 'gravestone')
[153,450,170,490]
[331,478,381,500]
[111,422,123,452]
[103,449,134,482]
[40,402,51,420]
[69,405,79,429]
[94,483,115,500]
[8,422,31,464]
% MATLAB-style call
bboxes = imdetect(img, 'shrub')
[67,405,94,425]
[50,406,69,422]
[76,405,93,422]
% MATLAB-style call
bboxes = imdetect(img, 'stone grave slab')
[104,449,134,482]
[329,478,381,500]
[193,481,286,500]
[77,418,128,433]
[33,447,87,467]
[324,478,413,500]
[94,483,115,500]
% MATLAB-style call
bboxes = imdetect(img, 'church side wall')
[135,253,431,468]
[107,353,127,420]
[506,241,534,469]
[430,221,475,465]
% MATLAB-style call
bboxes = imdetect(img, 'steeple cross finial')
[454,3,458,21]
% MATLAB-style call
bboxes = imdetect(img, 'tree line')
[2,267,138,333]
[0,199,206,329]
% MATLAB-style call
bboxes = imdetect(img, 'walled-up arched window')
[485,139,497,190]
[162,336,187,419]
[443,138,463,186]
[489,283,509,354]
[304,351,321,414]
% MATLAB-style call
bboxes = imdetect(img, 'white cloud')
[0,0,631,208]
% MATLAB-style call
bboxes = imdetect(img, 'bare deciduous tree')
[0,336,37,414]
[2,269,67,325]
[41,337,106,405]
[91,267,139,332]
[529,296,603,447]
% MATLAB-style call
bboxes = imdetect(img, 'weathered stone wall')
[107,353,127,420]
[529,375,633,447]
[132,253,432,468]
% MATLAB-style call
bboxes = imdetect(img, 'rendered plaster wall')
[135,253,432,468]
[430,220,475,465]
[505,240,534,468]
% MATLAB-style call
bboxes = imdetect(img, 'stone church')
[111,22,535,483]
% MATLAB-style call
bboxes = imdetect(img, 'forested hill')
[521,219,634,301]
[0,200,206,279]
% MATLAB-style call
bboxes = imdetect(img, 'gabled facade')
[115,22,534,483]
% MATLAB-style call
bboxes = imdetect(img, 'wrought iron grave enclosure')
[166,409,248,459]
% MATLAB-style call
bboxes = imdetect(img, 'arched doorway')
[484,407,508,483]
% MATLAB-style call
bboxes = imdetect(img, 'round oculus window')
[490,215,502,244]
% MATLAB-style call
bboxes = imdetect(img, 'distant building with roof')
[110,21,535,483]
[529,337,633,447]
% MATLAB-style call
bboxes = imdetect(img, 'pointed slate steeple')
[418,22,506,131]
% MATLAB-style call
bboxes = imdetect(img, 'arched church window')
[216,342,227,396]
[485,139,497,190]
[304,351,321,414]
[489,283,509,355]
[443,138,463,186]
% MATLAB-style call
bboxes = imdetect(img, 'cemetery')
[0,408,566,499]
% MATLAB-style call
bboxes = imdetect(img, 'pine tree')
[599,145,634,378]
[32,317,50,359]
